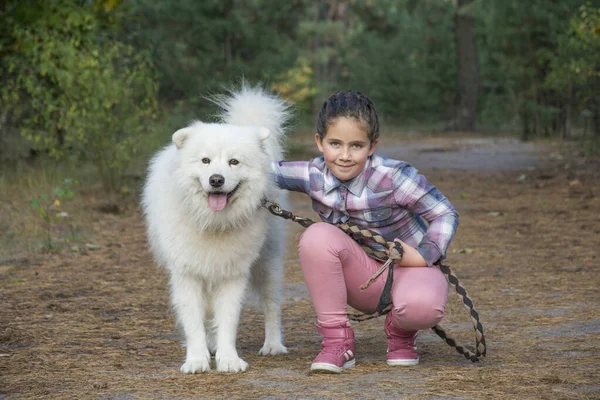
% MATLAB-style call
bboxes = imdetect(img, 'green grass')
[0,159,101,258]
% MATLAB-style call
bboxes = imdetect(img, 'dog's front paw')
[216,355,248,373]
[180,357,211,374]
[259,342,288,356]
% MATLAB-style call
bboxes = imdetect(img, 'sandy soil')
[1,137,599,400]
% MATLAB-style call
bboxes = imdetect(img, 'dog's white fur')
[141,85,290,373]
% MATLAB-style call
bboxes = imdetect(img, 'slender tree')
[450,0,479,131]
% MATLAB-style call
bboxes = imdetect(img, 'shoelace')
[320,340,351,355]
[388,339,416,352]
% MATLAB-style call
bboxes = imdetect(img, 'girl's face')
[315,117,378,182]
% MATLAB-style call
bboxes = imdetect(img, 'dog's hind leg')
[170,274,211,373]
[206,323,217,356]
[252,248,288,356]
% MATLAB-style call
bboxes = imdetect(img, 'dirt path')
[377,137,554,171]
[1,137,599,399]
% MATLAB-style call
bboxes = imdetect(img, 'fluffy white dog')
[141,85,290,373]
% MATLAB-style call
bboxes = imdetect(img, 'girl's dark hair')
[316,91,380,145]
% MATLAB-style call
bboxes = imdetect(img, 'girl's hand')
[386,239,404,260]
[388,239,427,268]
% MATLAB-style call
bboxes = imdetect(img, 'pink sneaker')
[384,312,419,366]
[311,322,356,373]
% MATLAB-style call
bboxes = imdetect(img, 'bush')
[1,1,158,191]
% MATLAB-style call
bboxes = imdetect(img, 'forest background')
[1,0,599,192]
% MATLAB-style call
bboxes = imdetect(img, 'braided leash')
[263,199,486,362]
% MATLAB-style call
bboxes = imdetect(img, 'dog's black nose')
[209,174,225,188]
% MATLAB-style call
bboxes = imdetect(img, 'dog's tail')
[213,83,292,159]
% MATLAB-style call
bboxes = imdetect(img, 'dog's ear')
[257,127,271,142]
[172,128,192,149]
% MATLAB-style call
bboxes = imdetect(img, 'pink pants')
[298,223,449,332]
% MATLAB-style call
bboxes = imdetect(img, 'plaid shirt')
[271,154,459,267]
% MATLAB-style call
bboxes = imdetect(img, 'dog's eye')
[229,159,239,166]
[201,158,210,164]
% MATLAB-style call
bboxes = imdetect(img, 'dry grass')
[1,138,599,399]
[0,159,139,257]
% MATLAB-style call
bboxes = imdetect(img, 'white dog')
[141,85,290,373]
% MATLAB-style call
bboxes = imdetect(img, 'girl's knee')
[298,222,340,255]
[391,301,445,331]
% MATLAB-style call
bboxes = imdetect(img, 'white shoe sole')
[311,359,356,373]
[387,358,419,366]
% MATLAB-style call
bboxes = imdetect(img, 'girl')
[271,91,458,373]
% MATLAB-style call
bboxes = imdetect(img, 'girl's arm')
[392,165,459,267]
[270,160,311,193]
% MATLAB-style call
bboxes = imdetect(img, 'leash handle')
[360,259,393,290]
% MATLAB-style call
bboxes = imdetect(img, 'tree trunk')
[592,79,600,140]
[590,88,600,153]
[533,87,543,138]
[521,108,531,141]
[450,0,479,132]
[565,80,572,139]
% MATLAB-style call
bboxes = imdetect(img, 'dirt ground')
[1,136,599,400]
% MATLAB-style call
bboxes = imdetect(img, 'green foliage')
[271,58,318,113]
[343,0,456,123]
[2,0,599,177]
[475,0,594,137]
[1,0,158,191]
[550,3,600,86]
[547,2,600,150]
[294,4,350,112]
[31,178,76,251]
[123,0,309,117]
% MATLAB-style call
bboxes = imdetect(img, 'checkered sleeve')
[270,161,311,193]
[393,165,459,267]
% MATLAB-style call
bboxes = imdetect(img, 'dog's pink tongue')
[208,194,228,211]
